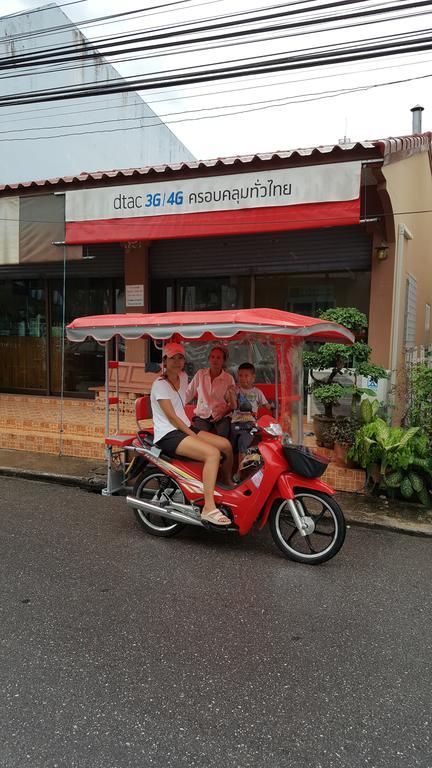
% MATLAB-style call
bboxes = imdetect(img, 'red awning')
[66,308,354,344]
[65,200,360,244]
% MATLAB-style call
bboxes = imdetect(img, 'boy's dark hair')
[238,362,255,373]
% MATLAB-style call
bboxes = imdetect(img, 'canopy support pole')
[52,240,68,457]
[115,336,120,435]
[102,343,112,496]
[274,343,279,423]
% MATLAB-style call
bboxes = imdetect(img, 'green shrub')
[407,363,432,439]
[348,418,432,506]
[318,307,368,336]
[305,307,388,420]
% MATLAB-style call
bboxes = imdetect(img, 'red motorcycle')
[66,308,354,565]
[127,412,346,565]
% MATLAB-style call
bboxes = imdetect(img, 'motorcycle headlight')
[263,422,283,437]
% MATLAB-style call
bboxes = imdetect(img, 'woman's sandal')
[201,508,231,527]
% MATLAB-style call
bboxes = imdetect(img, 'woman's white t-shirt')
[150,371,190,443]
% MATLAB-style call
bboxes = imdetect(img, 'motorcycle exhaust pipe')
[126,495,204,527]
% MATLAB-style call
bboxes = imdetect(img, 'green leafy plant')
[359,397,380,424]
[348,419,432,506]
[305,307,388,421]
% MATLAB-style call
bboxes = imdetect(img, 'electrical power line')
[0,46,428,124]
[0,0,372,47]
[0,70,430,141]
[0,210,431,226]
[3,3,431,88]
[1,26,431,108]
[3,0,428,72]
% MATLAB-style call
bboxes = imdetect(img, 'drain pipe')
[389,224,413,396]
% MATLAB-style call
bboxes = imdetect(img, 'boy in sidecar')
[228,363,272,470]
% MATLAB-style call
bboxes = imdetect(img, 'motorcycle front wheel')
[132,468,186,537]
[269,490,346,565]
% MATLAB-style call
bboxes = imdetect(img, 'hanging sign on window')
[126,284,144,307]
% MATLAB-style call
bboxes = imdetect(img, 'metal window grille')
[404,274,417,348]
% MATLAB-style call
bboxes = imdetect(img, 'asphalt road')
[0,477,431,768]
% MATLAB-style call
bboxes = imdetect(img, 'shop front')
[0,143,385,395]
[149,227,371,317]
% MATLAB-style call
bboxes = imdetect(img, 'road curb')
[1,467,431,537]
[344,514,432,538]
[0,466,105,493]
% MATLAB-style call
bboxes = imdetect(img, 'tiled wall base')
[304,433,365,493]
[0,394,366,492]
[320,463,365,493]
[0,394,139,461]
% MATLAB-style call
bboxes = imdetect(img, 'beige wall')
[383,152,432,358]
[373,151,432,419]
[369,152,432,368]
[368,229,395,367]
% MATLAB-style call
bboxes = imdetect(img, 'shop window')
[255,271,371,317]
[176,276,251,312]
[0,279,47,391]
[50,277,123,395]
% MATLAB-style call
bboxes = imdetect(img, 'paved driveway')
[0,477,431,768]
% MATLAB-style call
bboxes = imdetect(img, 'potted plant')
[304,308,388,448]
[310,383,345,447]
[331,417,360,467]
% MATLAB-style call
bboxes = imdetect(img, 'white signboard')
[65,163,361,222]
[126,284,144,307]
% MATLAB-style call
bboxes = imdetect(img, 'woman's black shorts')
[155,428,198,457]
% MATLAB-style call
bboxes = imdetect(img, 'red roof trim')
[1,133,430,194]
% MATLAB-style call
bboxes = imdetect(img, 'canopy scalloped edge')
[66,320,354,344]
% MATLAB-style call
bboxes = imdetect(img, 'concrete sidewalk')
[0,448,431,537]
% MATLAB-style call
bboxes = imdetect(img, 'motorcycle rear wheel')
[269,490,346,564]
[132,468,186,537]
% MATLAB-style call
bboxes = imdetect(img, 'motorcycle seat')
[133,431,199,464]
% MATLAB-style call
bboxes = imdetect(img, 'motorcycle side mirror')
[257,414,283,436]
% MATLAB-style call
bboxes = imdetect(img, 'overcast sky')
[1,0,431,159]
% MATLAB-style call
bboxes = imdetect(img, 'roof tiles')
[0,134,430,194]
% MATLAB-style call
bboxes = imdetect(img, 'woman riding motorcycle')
[150,342,235,527]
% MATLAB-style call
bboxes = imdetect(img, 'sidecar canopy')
[66,308,354,344]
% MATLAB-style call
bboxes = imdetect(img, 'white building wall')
[0,4,195,185]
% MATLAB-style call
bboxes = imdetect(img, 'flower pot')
[313,414,335,448]
[333,441,355,468]
[370,463,382,484]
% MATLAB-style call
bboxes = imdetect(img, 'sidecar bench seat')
[90,362,161,399]
[105,434,136,447]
